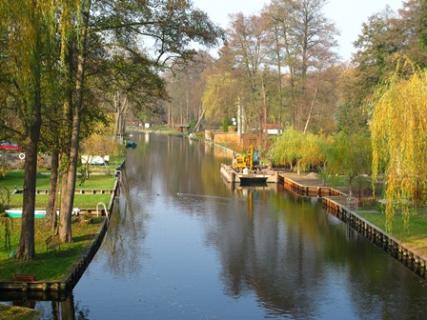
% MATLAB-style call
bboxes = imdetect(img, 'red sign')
[0,142,21,151]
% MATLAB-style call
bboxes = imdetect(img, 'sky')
[192,0,404,61]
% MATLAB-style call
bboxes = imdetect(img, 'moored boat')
[5,209,47,219]
[4,208,80,219]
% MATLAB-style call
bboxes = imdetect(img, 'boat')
[4,208,80,219]
[125,140,137,149]
[5,209,47,219]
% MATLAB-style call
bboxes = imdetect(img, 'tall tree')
[371,66,427,231]
[228,13,268,131]
[0,1,57,260]
[57,0,221,242]
[263,0,338,129]
[165,52,212,127]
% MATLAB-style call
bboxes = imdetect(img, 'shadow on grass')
[0,234,97,281]
[72,233,97,242]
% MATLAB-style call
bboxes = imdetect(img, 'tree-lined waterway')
[8,134,427,319]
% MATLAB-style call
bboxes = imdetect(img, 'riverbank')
[0,159,123,291]
[0,218,103,280]
[280,173,427,277]
[279,172,427,257]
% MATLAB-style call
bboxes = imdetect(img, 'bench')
[13,274,36,282]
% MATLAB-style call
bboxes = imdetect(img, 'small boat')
[125,140,137,149]
[5,209,47,219]
[4,208,80,219]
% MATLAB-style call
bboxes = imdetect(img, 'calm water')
[5,134,427,319]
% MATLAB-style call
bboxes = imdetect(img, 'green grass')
[358,209,427,256]
[0,304,39,320]
[0,169,115,191]
[0,170,115,210]
[0,218,103,280]
[8,194,111,209]
[321,174,385,197]
[0,170,51,190]
[75,174,115,189]
[82,156,124,175]
[0,160,120,283]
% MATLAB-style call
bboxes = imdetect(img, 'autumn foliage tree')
[371,64,427,231]
[0,0,221,259]
[0,0,58,260]
[269,128,325,174]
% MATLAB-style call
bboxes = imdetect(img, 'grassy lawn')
[0,159,120,284]
[324,175,384,196]
[0,170,51,190]
[0,218,103,280]
[0,169,115,191]
[0,169,115,210]
[84,156,124,175]
[8,194,111,209]
[0,304,39,320]
[358,209,427,256]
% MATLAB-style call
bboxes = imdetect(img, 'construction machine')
[232,145,258,172]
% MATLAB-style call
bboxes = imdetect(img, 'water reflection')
[2,134,427,319]
[0,293,87,320]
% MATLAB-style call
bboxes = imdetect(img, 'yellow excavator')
[232,145,255,171]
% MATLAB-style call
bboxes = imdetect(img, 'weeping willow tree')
[269,128,325,174]
[0,0,59,260]
[371,64,427,232]
[0,0,87,257]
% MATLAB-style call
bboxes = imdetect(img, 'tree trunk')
[297,160,301,175]
[16,135,40,260]
[194,106,206,132]
[16,17,42,260]
[59,108,80,243]
[59,0,91,243]
[46,149,59,232]
[273,24,283,124]
[114,93,128,139]
[261,73,268,147]
[348,176,353,199]
[303,87,318,134]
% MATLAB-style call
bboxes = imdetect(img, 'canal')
[18,134,427,318]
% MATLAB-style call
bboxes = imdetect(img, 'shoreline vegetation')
[0,157,123,282]
[0,219,103,281]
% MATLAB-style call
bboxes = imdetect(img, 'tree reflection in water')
[3,134,427,319]
[0,293,89,320]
